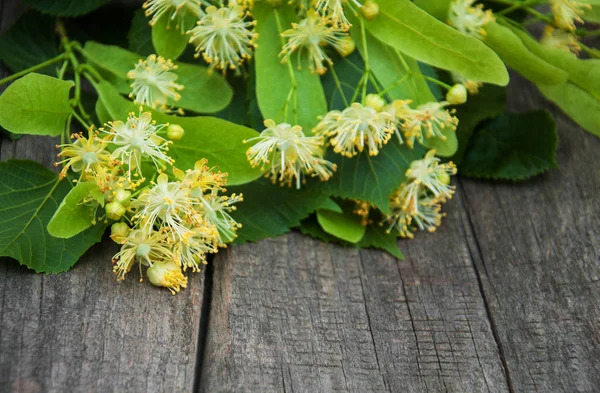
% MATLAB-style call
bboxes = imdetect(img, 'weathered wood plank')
[460,74,600,393]
[201,193,510,392]
[0,3,204,392]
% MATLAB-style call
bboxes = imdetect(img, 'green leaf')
[320,143,426,214]
[0,73,74,136]
[413,0,451,20]
[357,224,404,260]
[583,0,600,23]
[229,179,330,243]
[316,208,366,243]
[23,0,109,17]
[299,216,404,259]
[320,51,377,111]
[319,198,343,213]
[94,80,262,185]
[0,160,106,273]
[253,1,327,133]
[461,111,558,180]
[129,9,154,56]
[0,11,59,74]
[365,0,508,86]
[151,12,193,61]
[47,182,103,239]
[483,22,568,85]
[537,82,600,137]
[82,41,233,113]
[349,13,435,105]
[452,85,506,166]
[95,98,111,125]
[501,21,600,99]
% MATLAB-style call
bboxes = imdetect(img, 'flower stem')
[0,53,68,85]
[420,74,452,91]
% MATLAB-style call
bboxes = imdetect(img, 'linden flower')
[540,25,580,54]
[147,260,188,295]
[550,0,590,31]
[386,187,444,238]
[112,229,176,281]
[315,0,350,29]
[448,0,494,39]
[143,0,205,32]
[180,159,228,196]
[188,5,257,73]
[128,55,184,109]
[245,119,337,188]
[135,173,199,240]
[175,225,219,272]
[103,111,173,178]
[399,101,458,148]
[55,130,112,180]
[197,191,244,245]
[281,9,348,75]
[314,102,397,157]
[403,150,457,204]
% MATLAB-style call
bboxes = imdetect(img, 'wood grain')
[460,74,600,393]
[0,3,204,393]
[200,194,510,392]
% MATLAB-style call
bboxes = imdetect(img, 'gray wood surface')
[200,201,510,393]
[1,1,600,392]
[459,75,600,393]
[0,3,204,393]
[198,83,600,392]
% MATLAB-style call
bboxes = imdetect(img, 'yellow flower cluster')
[385,150,457,238]
[56,110,243,295]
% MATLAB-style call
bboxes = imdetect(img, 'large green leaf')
[413,0,451,20]
[94,80,263,185]
[316,208,366,243]
[502,22,600,99]
[452,85,505,166]
[128,9,154,56]
[0,11,59,74]
[461,111,558,180]
[483,22,568,85]
[320,143,426,214]
[349,13,434,105]
[151,12,194,61]
[253,1,327,133]
[47,182,104,239]
[0,160,106,273]
[365,0,508,86]
[538,82,600,137]
[583,0,600,22]
[0,73,73,136]
[229,178,330,243]
[23,0,109,16]
[82,41,233,113]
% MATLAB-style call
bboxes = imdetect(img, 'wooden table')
[1,2,599,392]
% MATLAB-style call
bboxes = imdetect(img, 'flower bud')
[365,94,386,112]
[110,222,130,243]
[361,1,379,20]
[147,260,188,295]
[446,84,468,105]
[114,188,131,203]
[106,201,126,220]
[437,172,451,185]
[336,36,356,57]
[167,124,185,141]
